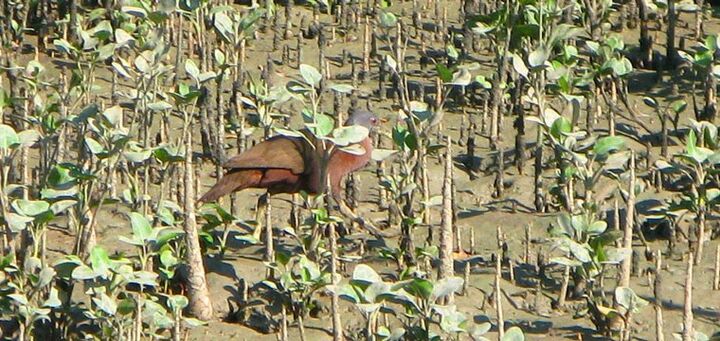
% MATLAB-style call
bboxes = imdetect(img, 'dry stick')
[422,154,431,226]
[439,136,454,297]
[620,151,636,288]
[524,224,531,264]
[682,253,694,341]
[714,244,720,291]
[296,31,303,68]
[614,198,621,248]
[362,16,370,80]
[695,193,707,265]
[329,217,343,340]
[654,250,664,341]
[494,145,504,198]
[495,251,504,340]
[281,305,289,341]
[558,264,570,308]
[183,124,214,320]
[469,227,476,254]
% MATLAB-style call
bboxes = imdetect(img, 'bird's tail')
[198,170,260,203]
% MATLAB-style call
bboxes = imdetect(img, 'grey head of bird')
[344,109,380,130]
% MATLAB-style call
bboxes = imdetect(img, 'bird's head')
[345,109,382,130]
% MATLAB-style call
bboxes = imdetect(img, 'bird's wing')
[222,136,308,174]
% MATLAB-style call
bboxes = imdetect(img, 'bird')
[198,109,379,204]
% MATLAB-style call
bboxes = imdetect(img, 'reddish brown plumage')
[198,110,378,203]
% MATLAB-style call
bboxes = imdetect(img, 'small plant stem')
[182,121,214,321]
[620,151,635,288]
[654,250,664,341]
[558,264,570,308]
[495,253,504,340]
[682,253,694,341]
[469,227,475,254]
[524,224,531,264]
[329,220,343,340]
[362,16,370,78]
[714,245,720,290]
[281,305,288,341]
[439,137,454,292]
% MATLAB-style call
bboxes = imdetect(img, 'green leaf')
[329,83,354,94]
[115,29,134,47]
[124,149,152,163]
[642,97,658,108]
[340,144,367,155]
[603,247,631,264]
[330,125,369,146]
[128,212,153,242]
[528,46,548,68]
[153,145,184,163]
[214,49,226,65]
[92,293,117,315]
[9,294,28,306]
[379,11,397,28]
[13,131,37,151]
[446,44,459,60]
[121,6,147,17]
[614,286,648,313]
[587,221,608,235]
[435,64,454,83]
[512,54,529,78]
[53,39,76,54]
[44,287,62,308]
[12,199,50,217]
[0,124,19,149]
[447,68,471,86]
[85,137,106,155]
[182,317,207,328]
[405,278,433,300]
[593,136,625,157]
[431,277,464,301]
[214,12,235,42]
[299,64,322,87]
[474,75,492,89]
[568,240,592,263]
[352,264,382,284]
[550,256,583,267]
[438,308,467,333]
[160,249,178,267]
[5,213,33,232]
[147,101,173,112]
[71,265,97,280]
[274,128,305,138]
[50,200,77,215]
[550,116,572,139]
[102,106,124,127]
[168,295,189,312]
[502,326,525,341]
[89,246,112,276]
[371,149,397,161]
[671,99,687,114]
[185,59,200,82]
[314,113,335,137]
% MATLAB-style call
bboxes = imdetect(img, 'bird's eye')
[371,117,378,123]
